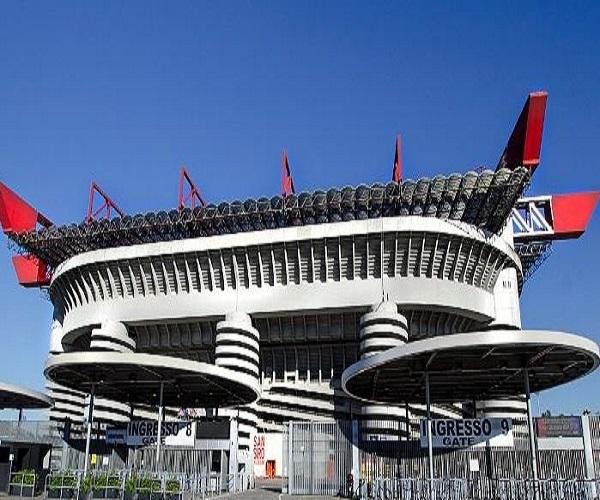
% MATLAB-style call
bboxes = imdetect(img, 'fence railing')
[44,469,254,498]
[0,420,63,445]
[355,477,600,499]
[8,471,37,497]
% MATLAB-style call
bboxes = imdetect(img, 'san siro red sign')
[253,434,265,465]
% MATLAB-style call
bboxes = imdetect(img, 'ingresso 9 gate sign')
[420,418,513,448]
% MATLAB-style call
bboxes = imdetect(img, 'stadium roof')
[0,381,53,410]
[342,330,600,404]
[9,167,529,269]
[45,352,260,407]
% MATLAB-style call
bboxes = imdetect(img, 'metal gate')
[283,421,352,495]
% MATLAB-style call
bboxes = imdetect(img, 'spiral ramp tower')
[46,321,86,468]
[87,321,135,427]
[214,312,260,471]
[359,302,410,440]
[474,255,528,419]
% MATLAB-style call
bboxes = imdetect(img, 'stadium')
[1,90,600,498]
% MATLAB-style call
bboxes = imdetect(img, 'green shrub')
[165,479,180,494]
[138,475,161,493]
[11,469,36,486]
[80,475,92,495]
[93,473,108,489]
[107,474,121,489]
[49,471,78,490]
[124,474,137,494]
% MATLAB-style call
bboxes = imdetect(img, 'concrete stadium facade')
[44,213,526,468]
[2,91,599,480]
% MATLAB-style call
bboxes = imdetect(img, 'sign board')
[106,427,127,444]
[195,418,230,440]
[535,417,582,438]
[420,418,513,448]
[469,458,480,472]
[91,454,97,465]
[253,434,265,465]
[107,421,195,447]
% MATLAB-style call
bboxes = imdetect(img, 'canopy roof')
[45,352,260,407]
[342,330,599,404]
[10,168,529,269]
[0,381,53,410]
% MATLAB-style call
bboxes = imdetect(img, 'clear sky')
[1,1,599,419]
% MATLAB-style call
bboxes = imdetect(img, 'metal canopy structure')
[342,330,600,404]
[0,381,53,410]
[9,167,529,269]
[44,352,260,408]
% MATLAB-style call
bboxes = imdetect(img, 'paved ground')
[223,478,341,499]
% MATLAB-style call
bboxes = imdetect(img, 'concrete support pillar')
[359,302,409,440]
[215,312,259,489]
[478,265,526,419]
[47,321,86,444]
[89,321,136,427]
[581,414,597,497]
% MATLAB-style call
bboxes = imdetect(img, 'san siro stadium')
[1,91,599,496]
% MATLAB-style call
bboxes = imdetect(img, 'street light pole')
[155,381,165,471]
[83,384,95,477]
[524,369,539,499]
[425,372,434,494]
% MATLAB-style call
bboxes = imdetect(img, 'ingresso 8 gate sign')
[420,418,513,448]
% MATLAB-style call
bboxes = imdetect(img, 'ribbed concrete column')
[215,312,260,380]
[215,313,260,473]
[477,267,527,418]
[87,321,135,425]
[359,302,408,357]
[46,321,86,433]
[217,404,258,474]
[90,320,136,353]
[359,302,409,440]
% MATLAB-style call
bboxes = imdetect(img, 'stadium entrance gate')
[283,417,600,498]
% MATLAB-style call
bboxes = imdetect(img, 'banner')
[253,434,265,465]
[107,421,195,447]
[536,416,582,438]
[420,418,513,448]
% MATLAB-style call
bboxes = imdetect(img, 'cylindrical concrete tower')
[215,312,260,469]
[359,302,409,440]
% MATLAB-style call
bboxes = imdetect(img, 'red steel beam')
[498,91,548,173]
[392,135,402,183]
[178,166,206,211]
[11,254,50,287]
[550,191,600,240]
[0,182,52,234]
[281,149,295,197]
[87,182,125,222]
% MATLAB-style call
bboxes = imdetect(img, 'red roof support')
[392,135,402,183]
[498,91,548,173]
[86,182,125,223]
[178,166,206,211]
[281,149,295,197]
[11,254,50,287]
[550,191,600,240]
[0,182,52,234]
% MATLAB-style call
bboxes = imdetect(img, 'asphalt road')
[220,478,341,500]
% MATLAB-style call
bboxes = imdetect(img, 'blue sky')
[1,1,599,418]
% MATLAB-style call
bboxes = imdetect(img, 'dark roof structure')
[342,330,600,404]
[9,167,529,269]
[0,381,53,410]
